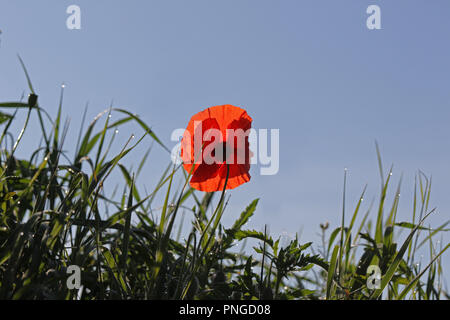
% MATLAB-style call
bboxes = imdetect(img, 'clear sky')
[1,1,449,281]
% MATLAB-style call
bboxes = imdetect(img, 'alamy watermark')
[66,5,81,30]
[66,265,81,290]
[170,123,280,176]
[65,5,380,31]
[366,265,381,290]
[366,5,381,30]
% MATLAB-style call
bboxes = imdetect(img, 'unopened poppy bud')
[28,93,38,108]
[320,221,329,230]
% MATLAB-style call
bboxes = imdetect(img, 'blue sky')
[1,1,449,281]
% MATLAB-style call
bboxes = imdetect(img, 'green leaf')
[326,245,340,300]
[369,209,436,299]
[0,112,13,124]
[231,199,259,231]
[397,243,450,300]
[395,221,449,232]
[234,230,273,247]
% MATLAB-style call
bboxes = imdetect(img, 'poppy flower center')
[211,142,231,164]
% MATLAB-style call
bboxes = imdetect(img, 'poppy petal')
[190,163,223,192]
[181,104,252,192]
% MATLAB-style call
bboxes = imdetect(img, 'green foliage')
[0,59,448,300]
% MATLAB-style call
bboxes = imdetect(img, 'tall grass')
[0,59,448,300]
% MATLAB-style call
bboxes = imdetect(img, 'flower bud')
[28,93,38,108]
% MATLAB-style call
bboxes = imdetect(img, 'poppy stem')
[181,164,230,300]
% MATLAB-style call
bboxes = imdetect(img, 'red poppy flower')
[180,104,252,192]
